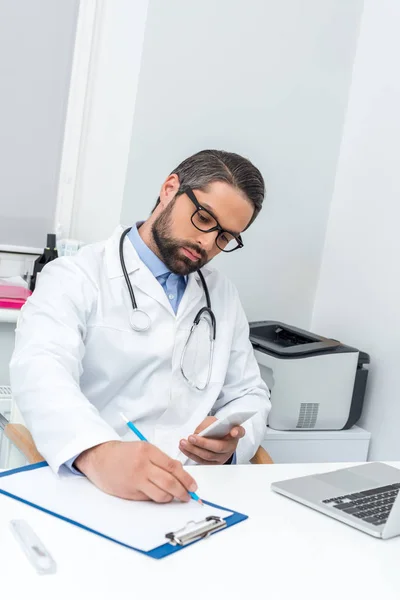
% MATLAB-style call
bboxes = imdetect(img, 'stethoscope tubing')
[119,227,216,341]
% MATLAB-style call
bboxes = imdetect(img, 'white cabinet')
[262,425,371,463]
[0,386,12,468]
[0,320,17,386]
[0,309,19,324]
[0,308,19,386]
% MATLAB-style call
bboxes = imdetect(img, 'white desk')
[0,463,399,600]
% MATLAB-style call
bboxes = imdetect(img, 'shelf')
[0,309,19,324]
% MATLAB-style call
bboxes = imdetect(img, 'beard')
[151,199,208,276]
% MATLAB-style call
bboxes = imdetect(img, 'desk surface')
[0,462,399,600]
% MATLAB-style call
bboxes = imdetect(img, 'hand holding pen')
[74,422,201,504]
[120,414,203,505]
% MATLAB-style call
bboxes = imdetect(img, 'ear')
[159,174,180,208]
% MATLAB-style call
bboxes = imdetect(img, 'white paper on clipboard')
[0,466,232,552]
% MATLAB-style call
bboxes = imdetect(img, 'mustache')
[180,242,207,262]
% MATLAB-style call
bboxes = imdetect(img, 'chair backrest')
[3,422,44,464]
[250,445,273,464]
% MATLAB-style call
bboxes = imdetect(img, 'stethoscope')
[119,228,216,390]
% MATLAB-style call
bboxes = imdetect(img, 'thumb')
[229,426,246,439]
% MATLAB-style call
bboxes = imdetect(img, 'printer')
[249,321,370,431]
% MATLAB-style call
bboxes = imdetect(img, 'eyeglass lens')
[191,210,239,251]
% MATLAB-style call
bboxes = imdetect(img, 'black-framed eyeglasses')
[185,188,244,253]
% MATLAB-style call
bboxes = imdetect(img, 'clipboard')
[0,462,248,560]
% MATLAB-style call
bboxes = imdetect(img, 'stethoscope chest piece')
[130,308,152,332]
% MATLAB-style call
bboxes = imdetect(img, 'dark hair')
[152,149,265,228]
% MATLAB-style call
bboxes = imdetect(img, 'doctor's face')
[152,180,254,276]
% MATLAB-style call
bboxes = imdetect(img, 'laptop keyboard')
[322,483,400,526]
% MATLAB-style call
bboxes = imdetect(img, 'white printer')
[249,321,370,431]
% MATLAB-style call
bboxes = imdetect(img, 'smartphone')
[197,411,257,439]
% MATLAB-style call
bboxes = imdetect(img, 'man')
[10,149,271,503]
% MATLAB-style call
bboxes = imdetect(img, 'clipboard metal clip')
[165,516,227,546]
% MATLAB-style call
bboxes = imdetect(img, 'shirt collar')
[127,222,170,279]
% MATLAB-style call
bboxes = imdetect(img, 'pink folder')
[0,285,32,309]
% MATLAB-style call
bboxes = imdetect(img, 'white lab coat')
[10,227,270,473]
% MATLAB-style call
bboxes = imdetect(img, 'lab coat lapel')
[105,227,174,316]
[131,266,174,315]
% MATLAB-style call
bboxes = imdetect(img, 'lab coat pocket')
[210,320,232,383]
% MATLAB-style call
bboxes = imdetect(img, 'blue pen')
[119,413,203,505]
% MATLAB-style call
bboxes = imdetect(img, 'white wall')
[0,0,79,248]
[122,0,363,324]
[0,0,78,387]
[312,0,400,460]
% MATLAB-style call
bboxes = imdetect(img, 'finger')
[179,446,218,465]
[149,446,198,494]
[140,479,174,503]
[229,426,246,439]
[180,439,231,463]
[184,434,237,455]
[148,463,192,502]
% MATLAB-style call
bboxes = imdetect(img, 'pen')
[119,413,203,505]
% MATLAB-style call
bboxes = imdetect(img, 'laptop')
[271,462,400,539]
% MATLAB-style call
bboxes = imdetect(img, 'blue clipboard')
[0,462,248,559]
